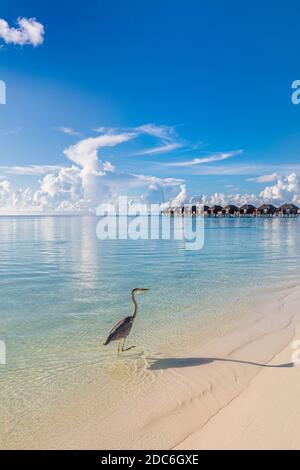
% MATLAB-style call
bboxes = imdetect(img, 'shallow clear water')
[1,215,300,445]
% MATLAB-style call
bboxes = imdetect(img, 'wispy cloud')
[57,127,82,137]
[183,164,300,176]
[0,165,63,176]
[137,142,183,155]
[248,173,279,183]
[131,173,184,187]
[92,126,117,134]
[164,150,243,167]
[0,17,44,47]
[137,123,177,141]
[135,124,183,156]
[2,127,22,136]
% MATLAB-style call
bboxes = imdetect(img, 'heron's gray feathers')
[104,316,133,345]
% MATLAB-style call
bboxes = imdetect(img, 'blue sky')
[1,0,300,211]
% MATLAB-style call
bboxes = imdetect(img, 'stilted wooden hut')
[191,205,197,216]
[223,204,239,216]
[161,201,299,218]
[256,204,277,217]
[202,205,210,216]
[277,203,299,217]
[239,204,257,216]
[207,205,223,216]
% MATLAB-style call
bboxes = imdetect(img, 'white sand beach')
[5,281,300,450]
[175,324,300,450]
[176,299,300,450]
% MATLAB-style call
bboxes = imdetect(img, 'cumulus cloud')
[33,167,85,211]
[63,131,137,204]
[0,179,34,211]
[0,126,187,213]
[64,132,136,171]
[3,122,300,214]
[2,168,300,214]
[183,174,300,208]
[199,192,260,207]
[259,173,300,205]
[171,184,188,207]
[0,17,44,46]
[160,184,188,211]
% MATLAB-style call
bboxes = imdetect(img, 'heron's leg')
[117,341,121,355]
[122,337,136,352]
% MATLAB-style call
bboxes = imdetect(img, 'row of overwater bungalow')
[162,203,300,217]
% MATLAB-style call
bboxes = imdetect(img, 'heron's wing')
[109,317,132,336]
[104,316,133,344]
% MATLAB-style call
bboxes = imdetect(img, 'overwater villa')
[223,204,239,216]
[162,202,299,217]
[206,205,223,216]
[239,204,257,216]
[277,203,299,217]
[256,204,277,217]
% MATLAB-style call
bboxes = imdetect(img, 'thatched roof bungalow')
[223,204,239,216]
[202,205,210,216]
[277,203,299,216]
[207,205,223,216]
[257,204,277,216]
[239,204,257,216]
[161,201,299,218]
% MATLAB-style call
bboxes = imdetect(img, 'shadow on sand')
[148,356,294,371]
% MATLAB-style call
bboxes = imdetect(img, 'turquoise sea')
[1,215,300,446]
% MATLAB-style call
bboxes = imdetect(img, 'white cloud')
[259,173,300,204]
[4,123,300,214]
[0,126,188,213]
[131,174,184,188]
[137,142,182,155]
[63,131,137,204]
[33,167,86,211]
[185,173,300,208]
[165,150,243,167]
[0,165,64,175]
[137,124,176,141]
[64,132,137,170]
[102,161,115,172]
[248,173,279,183]
[171,184,188,207]
[160,172,300,211]
[0,179,34,211]
[0,17,44,46]
[135,124,183,156]
[57,127,82,137]
[160,184,188,211]
[2,169,300,214]
[199,192,260,207]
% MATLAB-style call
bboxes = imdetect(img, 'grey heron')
[103,288,149,354]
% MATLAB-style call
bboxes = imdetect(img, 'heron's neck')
[132,292,138,319]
